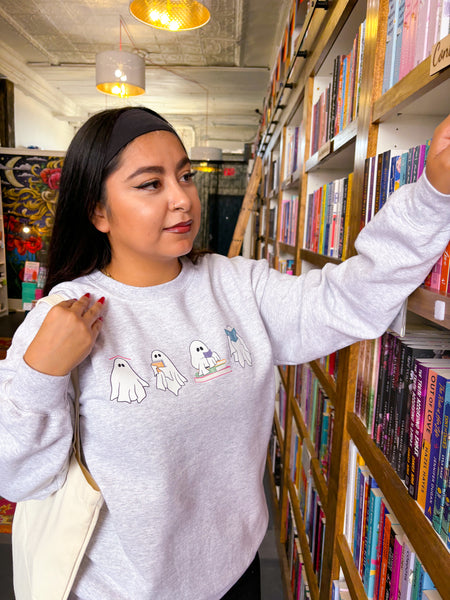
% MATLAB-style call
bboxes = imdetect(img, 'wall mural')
[0,153,63,299]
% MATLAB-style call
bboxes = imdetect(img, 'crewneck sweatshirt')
[0,174,449,599]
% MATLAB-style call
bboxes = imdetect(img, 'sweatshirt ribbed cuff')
[8,358,70,414]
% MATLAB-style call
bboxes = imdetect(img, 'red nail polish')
[83,292,90,298]
[98,296,105,304]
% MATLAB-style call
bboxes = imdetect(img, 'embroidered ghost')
[151,350,188,396]
[225,326,252,368]
[189,340,231,382]
[109,357,149,404]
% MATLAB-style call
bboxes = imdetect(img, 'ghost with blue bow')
[225,326,252,368]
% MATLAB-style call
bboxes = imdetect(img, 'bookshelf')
[249,0,450,598]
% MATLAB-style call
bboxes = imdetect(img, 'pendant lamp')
[129,0,210,32]
[96,50,145,98]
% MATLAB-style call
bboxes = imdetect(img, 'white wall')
[14,88,75,152]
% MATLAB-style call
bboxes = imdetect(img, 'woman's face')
[94,130,201,273]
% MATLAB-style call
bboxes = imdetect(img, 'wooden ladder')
[227,156,263,258]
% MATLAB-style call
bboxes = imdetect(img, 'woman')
[1,107,450,599]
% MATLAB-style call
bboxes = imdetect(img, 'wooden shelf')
[300,249,342,268]
[407,286,450,329]
[305,120,357,172]
[279,241,296,255]
[347,411,450,600]
[281,168,302,190]
[372,57,450,124]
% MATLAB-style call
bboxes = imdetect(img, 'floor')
[0,470,285,599]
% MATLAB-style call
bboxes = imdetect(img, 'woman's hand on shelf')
[426,113,450,195]
[23,294,105,376]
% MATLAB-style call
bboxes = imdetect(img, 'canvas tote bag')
[12,294,104,600]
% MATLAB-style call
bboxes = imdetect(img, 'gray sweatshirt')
[0,174,449,599]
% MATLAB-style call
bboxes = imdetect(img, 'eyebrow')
[126,156,191,181]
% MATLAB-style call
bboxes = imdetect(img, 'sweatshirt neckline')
[86,256,194,299]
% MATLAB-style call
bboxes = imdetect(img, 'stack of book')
[279,194,299,246]
[359,139,450,292]
[346,450,441,599]
[304,174,354,259]
[383,0,450,94]
[354,326,450,546]
[310,20,366,155]
[294,364,335,481]
[360,140,430,228]
[283,123,304,181]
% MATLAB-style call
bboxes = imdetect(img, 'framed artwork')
[0,149,64,301]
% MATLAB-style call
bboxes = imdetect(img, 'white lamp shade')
[190,146,223,161]
[96,50,145,97]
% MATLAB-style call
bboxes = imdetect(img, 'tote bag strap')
[36,294,100,492]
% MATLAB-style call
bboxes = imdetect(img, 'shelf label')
[434,300,446,321]
[318,140,332,161]
[430,33,450,76]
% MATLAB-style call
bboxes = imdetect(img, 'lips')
[164,220,193,233]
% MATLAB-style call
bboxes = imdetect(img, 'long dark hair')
[43,106,196,295]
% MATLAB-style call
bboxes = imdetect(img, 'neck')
[102,258,182,286]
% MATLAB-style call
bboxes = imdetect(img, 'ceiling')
[0,0,292,155]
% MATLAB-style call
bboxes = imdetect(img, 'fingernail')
[98,316,104,322]
[98,296,105,304]
[83,292,90,298]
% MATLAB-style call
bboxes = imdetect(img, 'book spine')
[410,361,427,499]
[374,500,388,600]
[378,511,393,600]
[433,383,450,534]
[383,0,397,93]
[389,528,403,600]
[384,521,396,599]
[392,0,406,87]
[425,374,448,522]
[405,356,418,490]
[416,368,437,510]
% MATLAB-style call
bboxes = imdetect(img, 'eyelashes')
[134,171,196,190]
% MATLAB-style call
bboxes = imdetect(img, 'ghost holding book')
[109,356,149,404]
[151,350,188,396]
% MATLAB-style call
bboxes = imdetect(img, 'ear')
[91,203,110,233]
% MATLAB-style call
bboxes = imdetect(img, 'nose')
[168,181,194,211]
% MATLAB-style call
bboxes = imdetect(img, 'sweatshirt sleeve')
[0,303,74,502]
[256,172,450,365]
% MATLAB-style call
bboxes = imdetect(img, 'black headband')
[104,108,182,165]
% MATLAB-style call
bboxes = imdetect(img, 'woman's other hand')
[23,294,105,376]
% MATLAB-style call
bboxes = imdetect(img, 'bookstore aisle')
[0,468,285,600]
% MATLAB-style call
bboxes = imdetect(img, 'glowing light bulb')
[120,74,127,81]
[114,68,123,78]
[149,10,159,21]
[22,226,30,234]
[112,84,121,95]
[160,12,170,25]
[169,20,180,30]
